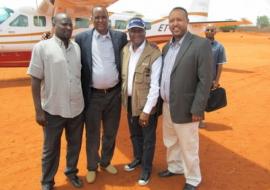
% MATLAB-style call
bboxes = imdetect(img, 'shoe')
[101,164,118,174]
[42,184,53,190]
[138,171,150,186]
[158,169,182,177]
[86,171,96,183]
[124,159,141,172]
[68,175,83,188]
[183,183,197,190]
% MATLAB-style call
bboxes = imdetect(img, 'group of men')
[27,5,226,190]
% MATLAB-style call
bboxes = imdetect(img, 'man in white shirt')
[75,6,128,184]
[121,17,162,186]
[27,13,84,190]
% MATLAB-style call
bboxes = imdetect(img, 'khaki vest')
[121,41,161,116]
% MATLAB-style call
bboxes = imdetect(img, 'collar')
[94,29,111,40]
[129,40,146,54]
[169,32,187,47]
[53,35,72,49]
[211,40,217,45]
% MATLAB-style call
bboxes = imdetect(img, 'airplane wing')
[150,16,252,27]
[190,18,252,27]
[37,0,118,17]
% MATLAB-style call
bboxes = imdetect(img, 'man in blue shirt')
[205,24,227,88]
[200,24,227,128]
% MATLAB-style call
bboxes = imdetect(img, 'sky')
[1,0,270,24]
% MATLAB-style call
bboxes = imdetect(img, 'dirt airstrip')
[0,32,270,190]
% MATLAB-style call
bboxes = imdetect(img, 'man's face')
[128,27,145,47]
[205,26,216,39]
[92,7,109,34]
[54,17,73,40]
[169,9,188,40]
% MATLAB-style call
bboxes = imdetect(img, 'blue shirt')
[160,34,186,103]
[91,30,119,89]
[210,40,227,80]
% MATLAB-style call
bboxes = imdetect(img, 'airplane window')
[9,14,28,27]
[34,16,46,27]
[115,20,127,30]
[0,7,14,24]
[145,22,151,30]
[75,18,89,28]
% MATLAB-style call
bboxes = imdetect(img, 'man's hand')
[41,32,52,40]
[35,110,46,126]
[139,112,150,127]
[212,80,220,89]
[192,114,203,122]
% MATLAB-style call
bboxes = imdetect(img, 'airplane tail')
[37,0,54,15]
[188,0,210,22]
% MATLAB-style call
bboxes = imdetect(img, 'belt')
[91,83,120,94]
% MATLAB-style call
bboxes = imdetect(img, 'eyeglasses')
[205,29,215,32]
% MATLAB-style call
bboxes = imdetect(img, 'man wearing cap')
[121,17,162,186]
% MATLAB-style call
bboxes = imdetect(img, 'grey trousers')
[85,87,121,171]
[41,112,83,186]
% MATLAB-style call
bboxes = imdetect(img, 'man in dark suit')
[158,7,213,190]
[75,6,128,183]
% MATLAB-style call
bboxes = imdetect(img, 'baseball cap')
[127,17,145,30]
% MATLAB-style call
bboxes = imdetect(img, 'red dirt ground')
[0,32,270,190]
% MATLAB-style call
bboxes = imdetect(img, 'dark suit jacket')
[162,32,213,123]
[75,29,128,107]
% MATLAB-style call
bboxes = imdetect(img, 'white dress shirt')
[161,34,187,103]
[128,40,162,114]
[91,30,119,89]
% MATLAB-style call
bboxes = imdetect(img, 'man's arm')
[31,76,46,126]
[27,43,45,126]
[213,64,223,88]
[191,39,213,121]
[139,56,162,127]
[213,44,227,88]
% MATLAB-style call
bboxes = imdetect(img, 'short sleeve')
[27,43,44,79]
[217,45,227,64]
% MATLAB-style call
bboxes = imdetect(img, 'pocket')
[134,67,145,83]
[134,66,151,84]
[138,89,149,109]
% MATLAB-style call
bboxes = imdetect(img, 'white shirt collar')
[52,35,73,50]
[169,32,187,47]
[129,40,146,54]
[94,29,111,39]
[53,35,73,50]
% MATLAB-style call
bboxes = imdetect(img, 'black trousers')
[84,86,121,171]
[127,97,158,173]
[41,112,83,186]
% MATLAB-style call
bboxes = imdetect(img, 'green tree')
[256,16,270,28]
[219,25,238,32]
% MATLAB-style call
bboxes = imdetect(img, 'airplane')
[0,0,251,67]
